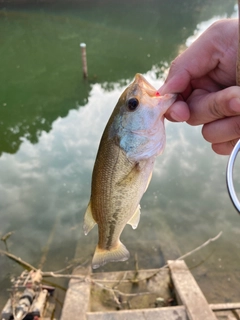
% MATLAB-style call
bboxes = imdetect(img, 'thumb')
[159,66,192,96]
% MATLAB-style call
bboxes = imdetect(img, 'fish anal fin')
[83,201,96,235]
[92,242,130,269]
[127,205,141,229]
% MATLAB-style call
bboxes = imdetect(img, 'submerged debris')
[1,270,55,320]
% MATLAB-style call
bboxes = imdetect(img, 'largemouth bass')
[83,74,176,269]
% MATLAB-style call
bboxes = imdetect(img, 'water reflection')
[0,0,236,155]
[186,4,238,47]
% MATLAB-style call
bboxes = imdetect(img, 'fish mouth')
[131,74,177,113]
[133,74,177,103]
[133,73,158,97]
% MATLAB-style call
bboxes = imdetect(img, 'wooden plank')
[86,303,240,320]
[214,310,238,320]
[210,303,240,311]
[60,266,91,320]
[86,305,187,320]
[168,260,217,320]
[43,295,56,319]
[234,309,240,316]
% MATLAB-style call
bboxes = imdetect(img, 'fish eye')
[127,98,139,111]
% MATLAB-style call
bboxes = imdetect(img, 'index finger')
[159,19,237,95]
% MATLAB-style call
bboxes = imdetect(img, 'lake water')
[0,0,239,313]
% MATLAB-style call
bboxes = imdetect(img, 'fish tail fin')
[92,242,130,269]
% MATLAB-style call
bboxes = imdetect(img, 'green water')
[0,0,239,313]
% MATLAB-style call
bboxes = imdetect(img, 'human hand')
[159,19,239,155]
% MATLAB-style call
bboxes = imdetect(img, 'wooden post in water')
[80,43,88,79]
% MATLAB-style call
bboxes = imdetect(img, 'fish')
[83,73,176,269]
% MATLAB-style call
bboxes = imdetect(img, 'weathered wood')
[60,265,91,320]
[30,289,48,316]
[168,260,217,320]
[42,294,56,319]
[210,303,240,311]
[234,309,240,317]
[87,305,187,320]
[215,310,240,320]
[86,305,240,320]
[60,261,240,319]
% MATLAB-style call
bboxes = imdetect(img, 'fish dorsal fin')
[127,204,141,229]
[83,201,96,235]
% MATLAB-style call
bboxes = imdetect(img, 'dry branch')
[0,231,222,288]
[0,249,37,271]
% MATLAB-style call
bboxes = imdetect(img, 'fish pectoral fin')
[117,162,141,187]
[127,205,141,229]
[83,201,96,235]
[92,241,130,269]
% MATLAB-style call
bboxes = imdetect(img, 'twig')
[94,281,121,304]
[133,231,223,282]
[174,230,222,262]
[48,263,75,274]
[41,272,85,280]
[1,231,14,252]
[0,249,89,279]
[0,249,37,271]
[1,231,14,242]
[42,259,89,277]
[91,278,131,283]
[112,271,128,289]
[93,280,151,298]
[132,253,139,283]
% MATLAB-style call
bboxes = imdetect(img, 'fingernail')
[158,84,168,95]
[229,97,240,112]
